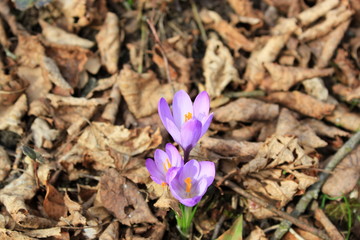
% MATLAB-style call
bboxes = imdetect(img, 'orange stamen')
[184,112,192,122]
[163,158,171,172]
[184,177,192,193]
[161,182,167,187]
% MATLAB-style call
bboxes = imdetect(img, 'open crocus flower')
[166,159,215,207]
[145,143,184,186]
[158,90,213,156]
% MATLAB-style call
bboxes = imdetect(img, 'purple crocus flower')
[166,159,215,207]
[158,90,213,156]
[145,143,184,186]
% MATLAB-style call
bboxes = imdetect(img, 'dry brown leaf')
[0,18,9,47]
[325,104,360,132]
[299,5,352,42]
[55,0,89,28]
[153,187,181,214]
[246,226,268,240]
[276,108,327,149]
[31,118,59,148]
[0,146,11,181]
[28,98,52,117]
[153,42,193,84]
[240,136,318,213]
[99,168,158,225]
[200,9,255,52]
[41,56,73,95]
[334,48,360,87]
[203,34,241,97]
[15,34,44,68]
[199,136,262,164]
[333,84,360,102]
[0,229,36,240]
[267,91,335,119]
[297,0,340,26]
[47,93,108,108]
[40,20,94,49]
[350,36,360,67]
[101,83,121,124]
[20,227,62,239]
[322,144,360,197]
[17,66,52,103]
[0,94,28,135]
[302,119,349,138]
[214,98,279,123]
[262,63,334,91]
[284,228,322,240]
[226,122,265,141]
[96,12,122,74]
[86,75,117,98]
[0,157,54,228]
[312,20,351,68]
[99,221,119,240]
[43,183,66,220]
[59,193,87,226]
[244,18,298,88]
[45,44,91,89]
[117,65,185,118]
[302,78,329,101]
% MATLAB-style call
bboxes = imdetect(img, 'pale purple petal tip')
[198,161,215,187]
[145,158,164,185]
[165,143,183,167]
[200,113,213,137]
[193,91,210,121]
[172,90,193,129]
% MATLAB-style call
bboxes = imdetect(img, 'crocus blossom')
[145,143,184,186]
[158,90,213,154]
[166,159,215,207]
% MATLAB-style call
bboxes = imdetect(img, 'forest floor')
[0,0,360,239]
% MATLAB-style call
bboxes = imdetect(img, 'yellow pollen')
[161,182,167,187]
[184,177,192,193]
[184,112,192,122]
[163,158,171,172]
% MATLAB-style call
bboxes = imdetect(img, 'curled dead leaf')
[200,9,255,52]
[262,63,334,91]
[267,91,335,119]
[40,20,94,49]
[96,12,122,74]
[31,118,59,148]
[203,34,241,97]
[0,146,11,181]
[214,98,279,123]
[297,0,340,26]
[117,65,185,118]
[325,104,360,132]
[99,168,158,225]
[0,94,28,135]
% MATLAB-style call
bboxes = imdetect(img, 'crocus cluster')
[146,90,215,207]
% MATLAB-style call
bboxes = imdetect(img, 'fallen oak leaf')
[262,63,334,91]
[214,98,279,123]
[96,12,122,74]
[99,168,158,225]
[266,91,335,119]
[203,34,241,97]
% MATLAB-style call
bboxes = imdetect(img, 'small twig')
[272,130,360,240]
[224,90,266,98]
[211,214,227,240]
[218,178,330,240]
[146,18,172,84]
[313,202,344,240]
[190,0,207,42]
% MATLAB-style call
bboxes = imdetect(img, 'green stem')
[176,204,198,239]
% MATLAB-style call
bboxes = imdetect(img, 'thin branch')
[190,0,207,42]
[218,178,330,240]
[272,130,360,240]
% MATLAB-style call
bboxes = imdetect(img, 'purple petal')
[178,159,200,183]
[165,143,183,167]
[158,98,181,143]
[180,119,202,153]
[178,196,202,207]
[166,167,180,184]
[145,158,165,185]
[200,113,213,137]
[194,178,208,198]
[198,161,215,187]
[154,149,171,175]
[193,91,210,122]
[172,90,193,129]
